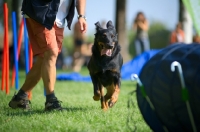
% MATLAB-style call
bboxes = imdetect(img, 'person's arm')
[181,30,185,41]
[76,0,87,33]
[132,21,137,30]
[137,20,148,31]
[170,32,176,44]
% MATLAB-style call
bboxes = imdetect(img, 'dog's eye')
[102,34,106,38]
[111,35,115,38]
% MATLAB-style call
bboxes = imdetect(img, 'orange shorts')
[26,18,64,56]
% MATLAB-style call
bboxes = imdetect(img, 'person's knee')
[43,48,59,62]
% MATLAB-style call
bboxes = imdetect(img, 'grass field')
[0,68,151,132]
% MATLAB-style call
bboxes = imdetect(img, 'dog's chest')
[97,70,117,86]
[91,55,121,73]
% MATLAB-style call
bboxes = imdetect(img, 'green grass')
[0,67,151,132]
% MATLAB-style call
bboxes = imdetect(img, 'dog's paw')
[108,94,119,108]
[101,105,109,111]
[102,108,108,111]
[108,101,116,108]
[93,95,100,101]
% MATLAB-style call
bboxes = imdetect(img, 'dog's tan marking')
[110,69,118,72]
[108,84,120,108]
[98,42,104,46]
[98,83,120,110]
[99,85,109,110]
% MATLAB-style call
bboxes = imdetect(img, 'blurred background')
[0,0,198,72]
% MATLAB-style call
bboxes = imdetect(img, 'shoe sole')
[9,101,30,110]
[9,101,18,109]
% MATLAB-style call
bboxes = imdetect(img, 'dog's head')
[94,21,118,57]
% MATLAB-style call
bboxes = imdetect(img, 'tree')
[12,0,23,27]
[179,0,193,43]
[148,22,171,49]
[128,21,171,57]
[0,0,23,68]
[115,0,130,62]
[179,0,185,22]
[0,0,22,31]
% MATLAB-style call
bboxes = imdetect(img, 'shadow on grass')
[5,106,89,117]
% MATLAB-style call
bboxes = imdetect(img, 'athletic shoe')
[8,92,31,110]
[44,97,63,111]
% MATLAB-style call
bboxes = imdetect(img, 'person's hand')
[78,17,87,33]
[137,21,144,26]
[137,21,148,31]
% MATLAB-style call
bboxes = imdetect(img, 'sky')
[0,0,179,35]
[67,0,179,35]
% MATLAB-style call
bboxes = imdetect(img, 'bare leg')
[21,56,43,92]
[9,56,44,109]
[72,56,85,72]
[41,48,58,95]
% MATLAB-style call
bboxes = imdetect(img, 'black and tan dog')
[87,21,123,110]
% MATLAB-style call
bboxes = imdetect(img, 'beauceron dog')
[87,21,123,110]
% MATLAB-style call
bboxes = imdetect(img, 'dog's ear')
[106,20,114,29]
[95,21,103,31]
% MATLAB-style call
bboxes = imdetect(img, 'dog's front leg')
[99,84,108,110]
[91,75,101,101]
[105,84,114,109]
[108,83,120,108]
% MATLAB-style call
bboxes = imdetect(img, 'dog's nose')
[108,45,113,49]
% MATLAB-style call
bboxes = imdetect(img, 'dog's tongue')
[101,49,112,56]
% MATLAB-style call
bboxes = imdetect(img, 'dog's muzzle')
[101,44,114,56]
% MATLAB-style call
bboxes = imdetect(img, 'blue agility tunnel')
[137,43,200,132]
[57,50,160,81]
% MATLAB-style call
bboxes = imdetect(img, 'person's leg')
[142,38,150,52]
[9,18,64,110]
[42,48,63,111]
[72,46,82,72]
[43,23,64,111]
[21,56,43,92]
[42,48,58,95]
[72,39,83,72]
[134,38,142,56]
[73,55,85,72]
[8,56,43,109]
